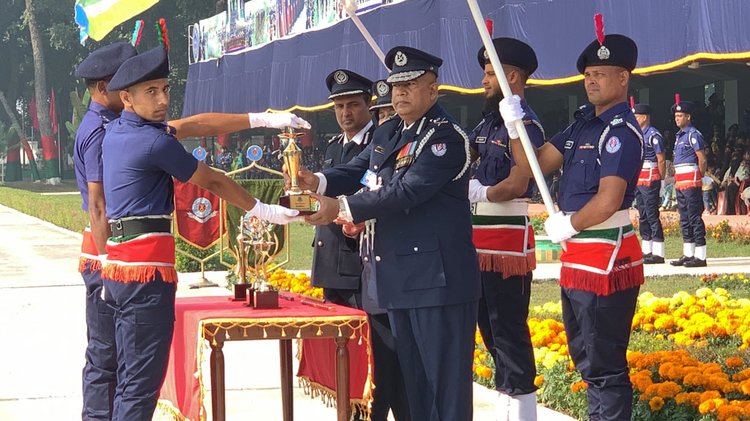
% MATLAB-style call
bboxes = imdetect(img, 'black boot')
[684,257,707,267]
[645,255,665,264]
[670,255,692,266]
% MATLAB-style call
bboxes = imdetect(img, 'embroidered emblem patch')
[605,136,621,154]
[376,81,389,97]
[334,70,348,84]
[431,143,447,157]
[597,45,610,60]
[394,51,407,66]
[188,197,217,223]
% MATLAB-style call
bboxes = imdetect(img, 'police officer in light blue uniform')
[299,46,480,420]
[467,37,544,421]
[101,46,300,421]
[504,32,645,420]
[74,41,137,421]
[633,104,666,264]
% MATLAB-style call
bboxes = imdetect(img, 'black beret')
[576,34,637,74]
[75,42,138,80]
[325,69,373,100]
[107,47,169,91]
[632,104,652,115]
[477,37,538,75]
[369,79,392,110]
[385,46,443,83]
[671,101,696,115]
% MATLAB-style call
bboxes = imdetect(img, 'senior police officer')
[669,101,708,267]
[370,79,396,125]
[294,46,480,420]
[633,104,666,264]
[100,46,301,420]
[73,42,308,420]
[505,33,645,420]
[466,37,543,421]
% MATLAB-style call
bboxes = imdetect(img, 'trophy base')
[233,284,249,301]
[253,290,279,309]
[279,193,316,215]
[244,288,256,306]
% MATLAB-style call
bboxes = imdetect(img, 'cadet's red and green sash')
[559,225,644,296]
[79,227,101,272]
[674,164,702,190]
[103,233,177,283]
[472,214,536,277]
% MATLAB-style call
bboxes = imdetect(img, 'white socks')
[642,240,652,255]
[695,245,707,260]
[498,392,537,421]
[652,241,664,258]
[683,243,695,258]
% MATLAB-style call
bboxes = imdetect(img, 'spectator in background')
[702,166,721,215]
[720,150,746,214]
[217,147,232,171]
[660,159,676,211]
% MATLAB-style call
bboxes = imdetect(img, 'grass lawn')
[0,186,88,232]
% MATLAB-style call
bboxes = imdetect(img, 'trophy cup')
[278,128,316,215]
[241,215,280,309]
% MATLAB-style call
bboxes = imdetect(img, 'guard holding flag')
[505,26,645,419]
[467,37,543,421]
[298,46,480,420]
[670,100,708,267]
[633,104,666,264]
[101,46,301,420]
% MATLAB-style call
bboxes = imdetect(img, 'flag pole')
[341,0,388,68]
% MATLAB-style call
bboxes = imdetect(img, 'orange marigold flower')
[534,375,544,387]
[649,396,665,411]
[725,356,744,368]
[570,381,587,393]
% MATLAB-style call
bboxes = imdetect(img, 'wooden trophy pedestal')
[279,193,316,216]
[233,284,249,301]
[253,289,279,309]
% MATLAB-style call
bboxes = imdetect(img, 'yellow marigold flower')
[649,396,665,411]
[534,375,544,387]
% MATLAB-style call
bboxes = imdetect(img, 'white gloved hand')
[499,94,524,139]
[468,179,489,204]
[246,201,302,225]
[248,112,312,130]
[544,211,579,243]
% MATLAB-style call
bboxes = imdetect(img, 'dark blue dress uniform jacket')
[322,103,481,310]
[310,128,373,290]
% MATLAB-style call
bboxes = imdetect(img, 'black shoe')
[644,255,665,264]
[684,257,707,267]
[670,255,692,266]
[643,253,653,260]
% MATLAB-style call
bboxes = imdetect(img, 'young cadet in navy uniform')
[100,47,302,420]
[669,101,708,267]
[369,79,396,125]
[466,37,543,421]
[505,32,645,420]
[633,104,666,264]
[73,42,308,421]
[311,69,374,308]
[299,46,480,421]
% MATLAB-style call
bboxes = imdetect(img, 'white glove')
[468,179,489,204]
[544,211,579,243]
[499,94,524,139]
[248,112,312,130]
[246,201,302,225]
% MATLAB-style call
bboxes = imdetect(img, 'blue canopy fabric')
[182,0,750,115]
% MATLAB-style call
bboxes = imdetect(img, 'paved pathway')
[4,204,747,420]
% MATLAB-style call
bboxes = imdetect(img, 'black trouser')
[369,313,411,421]
[636,180,664,242]
[676,186,706,246]
[477,271,536,395]
[561,287,640,421]
[81,264,117,420]
[388,301,478,421]
[104,275,176,421]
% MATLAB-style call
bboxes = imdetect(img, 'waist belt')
[565,209,631,230]
[472,200,529,216]
[674,164,699,174]
[109,217,172,237]
[641,161,658,170]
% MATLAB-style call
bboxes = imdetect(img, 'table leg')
[334,336,350,421]
[279,339,294,421]
[210,335,226,421]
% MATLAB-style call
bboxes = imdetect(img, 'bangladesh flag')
[75,0,160,43]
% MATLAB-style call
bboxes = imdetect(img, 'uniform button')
[375,256,381,262]
[579,159,584,164]
[317,241,323,246]
[413,246,419,252]
[363,256,369,262]
[373,165,378,170]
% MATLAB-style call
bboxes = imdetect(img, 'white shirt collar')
[344,120,373,145]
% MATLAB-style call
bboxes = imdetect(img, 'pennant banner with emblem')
[173,179,223,249]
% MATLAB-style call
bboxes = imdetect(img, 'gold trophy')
[278,128,316,215]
